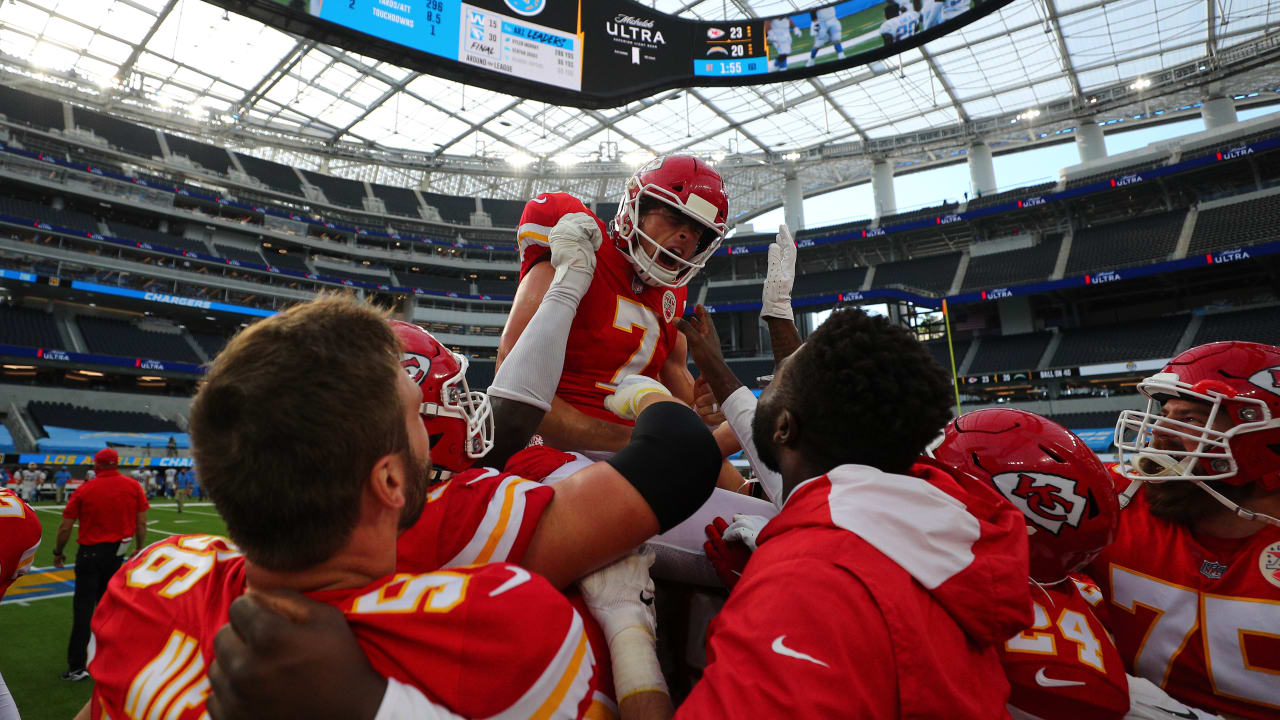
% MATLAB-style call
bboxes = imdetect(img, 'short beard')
[751,397,782,473]
[1146,480,1257,526]
[397,446,432,531]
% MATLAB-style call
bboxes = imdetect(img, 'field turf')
[0,500,227,720]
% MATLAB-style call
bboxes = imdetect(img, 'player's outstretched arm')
[524,398,721,588]
[486,212,602,466]
[762,225,802,366]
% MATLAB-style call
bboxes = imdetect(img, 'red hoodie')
[679,462,1033,718]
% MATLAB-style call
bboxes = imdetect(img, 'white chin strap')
[1117,455,1280,527]
[1193,479,1280,528]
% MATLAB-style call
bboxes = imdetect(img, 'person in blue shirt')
[54,467,72,503]
[189,467,201,501]
[174,466,191,513]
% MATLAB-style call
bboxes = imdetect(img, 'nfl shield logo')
[1200,559,1228,579]
[1260,541,1280,589]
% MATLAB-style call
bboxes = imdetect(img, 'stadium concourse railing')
[3,131,1280,311]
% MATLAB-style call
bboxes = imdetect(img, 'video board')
[214,0,1009,108]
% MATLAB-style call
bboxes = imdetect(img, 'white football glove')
[1124,675,1225,720]
[579,545,658,643]
[721,513,769,551]
[761,224,797,321]
[579,546,666,700]
[604,375,671,421]
[791,26,802,37]
[547,212,602,294]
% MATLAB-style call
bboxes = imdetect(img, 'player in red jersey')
[0,486,41,720]
[1098,341,1280,719]
[501,155,729,454]
[84,296,600,720]
[929,408,1130,720]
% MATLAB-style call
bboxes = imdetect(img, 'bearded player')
[501,155,728,457]
[1,485,42,720]
[1096,341,1280,719]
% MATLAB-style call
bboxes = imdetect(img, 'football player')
[84,296,608,720]
[0,485,41,720]
[930,409,1131,720]
[766,16,803,71]
[501,157,728,457]
[879,1,921,46]
[1099,341,1280,719]
[803,7,846,67]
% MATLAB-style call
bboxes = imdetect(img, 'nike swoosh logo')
[640,591,654,606]
[532,196,548,203]
[1155,707,1197,719]
[1034,667,1086,688]
[489,566,531,597]
[771,635,828,668]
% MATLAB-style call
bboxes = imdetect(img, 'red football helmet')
[1114,341,1280,499]
[613,155,729,288]
[930,408,1119,585]
[391,321,493,475]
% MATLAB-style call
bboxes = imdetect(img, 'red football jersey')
[396,449,618,719]
[517,193,687,422]
[89,535,596,720]
[1087,477,1280,719]
[1000,577,1129,720]
[396,467,553,573]
[0,487,42,598]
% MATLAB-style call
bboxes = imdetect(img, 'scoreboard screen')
[217,0,1009,109]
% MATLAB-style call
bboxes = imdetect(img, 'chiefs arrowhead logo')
[402,351,437,387]
[1247,366,1280,399]
[991,472,1088,535]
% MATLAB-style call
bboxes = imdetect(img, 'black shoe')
[60,669,90,682]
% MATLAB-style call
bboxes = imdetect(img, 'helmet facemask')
[419,351,495,466]
[1114,373,1270,485]
[1114,372,1280,527]
[616,180,726,288]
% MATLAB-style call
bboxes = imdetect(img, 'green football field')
[0,500,227,720]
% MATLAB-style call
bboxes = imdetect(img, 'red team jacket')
[679,463,1034,718]
[1088,470,1280,719]
[517,193,687,422]
[396,447,620,719]
[89,535,596,720]
[0,487,42,598]
[1001,576,1129,720]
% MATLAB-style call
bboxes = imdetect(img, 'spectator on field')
[54,467,71,503]
[166,435,178,458]
[53,447,148,682]
[189,468,202,501]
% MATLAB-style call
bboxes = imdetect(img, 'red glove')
[704,516,753,591]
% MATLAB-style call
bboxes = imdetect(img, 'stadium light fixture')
[1129,77,1152,90]
[623,150,655,166]
[553,153,580,167]
[781,151,802,161]
[506,152,535,168]
[711,151,726,162]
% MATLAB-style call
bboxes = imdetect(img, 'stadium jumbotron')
[2,0,1280,717]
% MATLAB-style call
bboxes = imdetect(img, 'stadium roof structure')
[1,0,1278,220]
